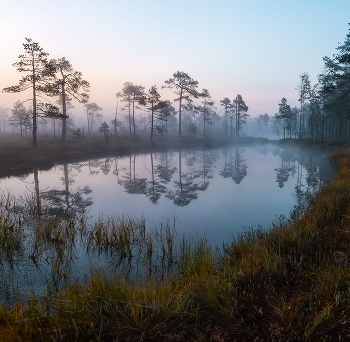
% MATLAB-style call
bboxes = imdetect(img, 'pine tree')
[194,89,215,137]
[139,86,165,140]
[220,97,233,135]
[163,71,200,136]
[277,97,293,139]
[48,57,90,140]
[116,82,144,136]
[232,94,248,137]
[297,72,311,139]
[2,38,59,147]
[157,101,176,135]
[8,101,31,138]
[98,122,110,141]
[84,102,103,134]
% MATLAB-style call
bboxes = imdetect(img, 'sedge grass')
[2,147,350,340]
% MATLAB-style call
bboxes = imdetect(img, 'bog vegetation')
[1,20,350,342]
[0,144,347,341]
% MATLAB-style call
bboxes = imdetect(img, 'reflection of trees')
[305,155,326,191]
[113,157,120,178]
[118,155,147,195]
[17,164,93,218]
[273,146,333,192]
[3,144,338,301]
[274,147,296,188]
[275,166,291,188]
[70,161,87,174]
[40,163,93,216]
[185,150,198,167]
[219,149,232,179]
[195,150,218,191]
[232,147,248,184]
[2,163,94,298]
[100,157,112,175]
[155,152,177,184]
[275,146,335,218]
[34,168,40,214]
[88,159,103,176]
[166,151,198,207]
[219,147,248,184]
[146,153,167,204]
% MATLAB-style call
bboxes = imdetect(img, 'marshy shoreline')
[1,137,350,341]
[0,133,344,178]
[0,133,273,178]
[0,134,300,177]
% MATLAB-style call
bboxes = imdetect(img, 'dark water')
[0,143,335,301]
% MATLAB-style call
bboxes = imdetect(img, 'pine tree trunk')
[151,105,154,141]
[32,59,37,148]
[179,89,183,137]
[132,96,136,136]
[61,81,67,141]
[64,164,69,213]
[34,168,40,214]
[128,102,131,135]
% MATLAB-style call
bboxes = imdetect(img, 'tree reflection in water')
[17,164,93,218]
[219,147,248,185]
[194,150,218,191]
[146,152,167,204]
[111,145,334,209]
[0,143,336,302]
[166,151,199,207]
[231,147,248,184]
[274,148,295,188]
[118,155,147,195]
[155,151,177,184]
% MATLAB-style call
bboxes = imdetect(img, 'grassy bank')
[0,142,350,341]
[0,133,268,178]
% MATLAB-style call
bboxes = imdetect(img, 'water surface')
[0,143,334,300]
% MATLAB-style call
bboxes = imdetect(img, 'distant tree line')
[9,25,350,145]
[1,38,251,145]
[271,24,350,142]
[114,72,249,141]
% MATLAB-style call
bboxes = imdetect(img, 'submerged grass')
[2,147,350,340]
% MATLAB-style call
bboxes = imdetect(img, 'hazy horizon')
[1,0,349,120]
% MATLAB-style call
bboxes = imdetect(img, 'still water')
[0,143,334,299]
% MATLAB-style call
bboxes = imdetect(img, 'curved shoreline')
[0,133,344,178]
[1,142,350,340]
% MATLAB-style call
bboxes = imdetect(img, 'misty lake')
[0,142,335,300]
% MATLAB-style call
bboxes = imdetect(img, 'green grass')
[2,143,350,340]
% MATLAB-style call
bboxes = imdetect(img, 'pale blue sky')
[1,0,349,119]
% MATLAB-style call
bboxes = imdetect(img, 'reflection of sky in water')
[0,143,335,300]
[0,143,334,246]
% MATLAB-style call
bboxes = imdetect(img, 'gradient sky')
[1,0,350,121]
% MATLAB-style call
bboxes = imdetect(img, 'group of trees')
[113,73,249,140]
[220,95,249,137]
[6,25,350,144]
[2,38,253,145]
[2,38,91,147]
[273,24,350,142]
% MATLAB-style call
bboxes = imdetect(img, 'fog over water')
[0,142,336,300]
[1,143,334,243]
